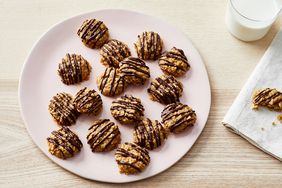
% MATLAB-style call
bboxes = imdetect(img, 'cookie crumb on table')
[278,114,282,123]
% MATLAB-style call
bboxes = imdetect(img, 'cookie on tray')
[110,95,144,124]
[147,75,183,104]
[133,118,167,150]
[87,119,121,152]
[119,57,150,85]
[252,88,282,111]
[58,53,91,85]
[161,103,197,133]
[100,39,131,67]
[48,92,79,126]
[115,142,150,175]
[73,87,103,115]
[77,19,109,49]
[159,47,190,77]
[47,126,83,159]
[96,67,126,97]
[134,31,163,60]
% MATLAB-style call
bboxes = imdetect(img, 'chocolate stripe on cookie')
[100,39,131,67]
[252,88,282,111]
[77,19,109,48]
[159,47,190,77]
[47,126,82,159]
[87,119,120,152]
[74,87,103,114]
[115,142,150,174]
[134,31,163,60]
[110,95,144,124]
[97,67,126,97]
[133,118,167,150]
[58,53,91,85]
[120,57,150,85]
[48,93,79,126]
[161,103,197,133]
[116,142,150,165]
[147,75,183,104]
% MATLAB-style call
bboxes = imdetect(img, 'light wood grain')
[1,0,282,187]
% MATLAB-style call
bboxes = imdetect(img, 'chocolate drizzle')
[74,87,103,114]
[100,39,131,67]
[48,92,79,126]
[87,119,120,152]
[77,19,109,48]
[159,47,190,76]
[115,142,150,174]
[97,67,126,96]
[252,88,282,111]
[47,126,83,159]
[133,118,167,150]
[161,103,197,133]
[119,57,150,85]
[134,31,163,60]
[110,95,144,124]
[58,53,91,85]
[147,75,183,104]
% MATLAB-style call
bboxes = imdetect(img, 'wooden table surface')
[1,0,282,187]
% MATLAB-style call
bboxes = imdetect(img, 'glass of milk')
[226,0,281,41]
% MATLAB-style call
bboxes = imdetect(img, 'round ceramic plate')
[19,9,211,183]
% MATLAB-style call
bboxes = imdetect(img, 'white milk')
[226,0,279,41]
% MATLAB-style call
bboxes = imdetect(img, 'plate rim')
[18,9,211,183]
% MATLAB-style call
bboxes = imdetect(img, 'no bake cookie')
[133,118,167,150]
[159,47,190,77]
[110,95,144,124]
[47,126,83,159]
[100,39,131,67]
[74,87,102,115]
[161,103,197,133]
[87,119,121,152]
[134,31,163,60]
[77,19,109,49]
[48,92,79,126]
[96,67,126,97]
[115,142,150,175]
[119,57,150,85]
[147,75,183,104]
[58,53,91,85]
[252,88,282,111]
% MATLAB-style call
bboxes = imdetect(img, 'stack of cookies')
[46,18,197,175]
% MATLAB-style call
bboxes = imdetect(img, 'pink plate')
[19,9,211,183]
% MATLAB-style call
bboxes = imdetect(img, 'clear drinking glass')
[225,0,281,41]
